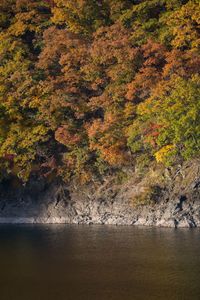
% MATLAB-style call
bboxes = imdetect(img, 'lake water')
[0,225,200,300]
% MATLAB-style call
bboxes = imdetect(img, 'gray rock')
[0,160,200,227]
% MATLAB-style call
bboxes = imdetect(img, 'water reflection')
[0,225,199,300]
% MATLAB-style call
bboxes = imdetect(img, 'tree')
[0,0,199,183]
[128,75,200,165]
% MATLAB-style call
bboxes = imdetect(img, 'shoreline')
[1,160,200,229]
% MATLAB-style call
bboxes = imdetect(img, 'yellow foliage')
[155,145,175,163]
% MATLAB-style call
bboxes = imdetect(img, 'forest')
[0,0,199,183]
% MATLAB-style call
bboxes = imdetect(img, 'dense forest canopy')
[0,0,199,183]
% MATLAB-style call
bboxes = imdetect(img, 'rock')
[0,160,200,227]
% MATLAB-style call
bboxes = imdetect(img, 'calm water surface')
[0,225,200,300]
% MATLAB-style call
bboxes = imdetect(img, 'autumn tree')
[0,0,52,180]
[0,0,199,183]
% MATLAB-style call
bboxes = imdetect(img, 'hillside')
[0,0,199,183]
[0,159,200,227]
[0,1,200,222]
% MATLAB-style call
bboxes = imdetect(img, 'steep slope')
[0,160,200,227]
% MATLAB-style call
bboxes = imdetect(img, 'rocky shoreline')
[0,160,200,228]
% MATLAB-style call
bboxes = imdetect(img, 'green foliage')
[51,0,110,35]
[128,75,200,165]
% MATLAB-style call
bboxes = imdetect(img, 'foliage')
[0,0,199,183]
[129,75,200,165]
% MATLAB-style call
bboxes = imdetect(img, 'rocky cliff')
[0,160,200,228]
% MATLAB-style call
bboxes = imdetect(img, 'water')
[0,225,200,300]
